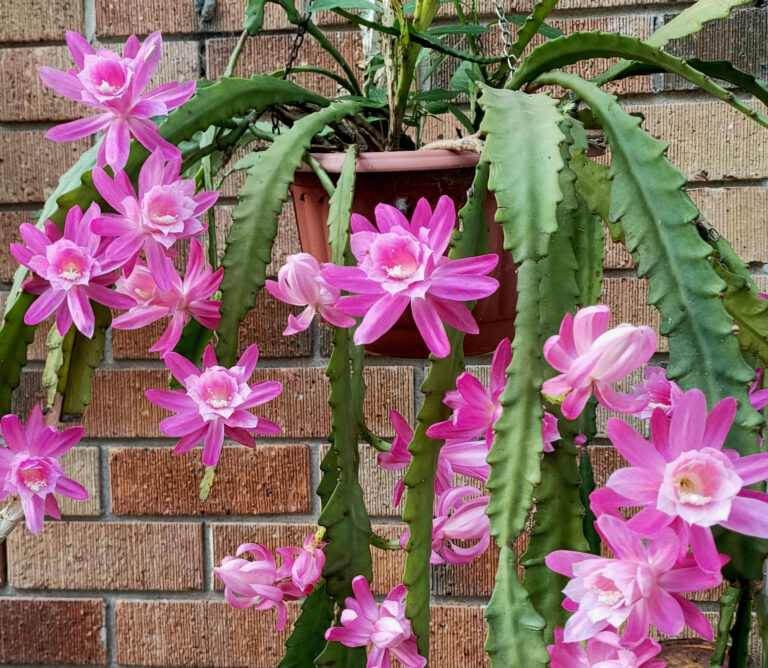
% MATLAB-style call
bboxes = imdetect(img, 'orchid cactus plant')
[2,0,768,666]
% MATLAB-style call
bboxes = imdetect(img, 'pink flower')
[377,410,413,507]
[325,575,426,668]
[400,485,490,565]
[542,410,561,453]
[750,368,768,411]
[145,344,282,466]
[428,337,510,443]
[0,406,88,534]
[266,253,355,335]
[111,239,223,357]
[290,533,326,593]
[592,388,768,572]
[548,627,664,668]
[91,151,218,291]
[630,366,684,419]
[545,515,722,643]
[11,203,135,338]
[542,306,657,419]
[38,31,196,170]
[322,197,499,358]
[214,542,304,630]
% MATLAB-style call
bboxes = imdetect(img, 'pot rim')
[297,149,480,174]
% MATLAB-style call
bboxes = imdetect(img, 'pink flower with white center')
[592,388,768,572]
[542,410,561,453]
[111,239,223,357]
[38,31,196,171]
[322,197,499,358]
[91,151,218,291]
[548,627,664,668]
[428,337,510,443]
[214,542,303,630]
[324,576,426,668]
[266,253,355,335]
[11,203,135,338]
[0,406,87,534]
[630,365,684,419]
[542,306,657,419]
[145,344,282,466]
[399,485,490,565]
[290,532,326,593]
[545,515,722,643]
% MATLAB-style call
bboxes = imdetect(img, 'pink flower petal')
[46,114,112,142]
[354,294,410,345]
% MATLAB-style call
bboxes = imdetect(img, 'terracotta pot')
[288,150,517,358]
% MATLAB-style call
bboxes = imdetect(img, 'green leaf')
[199,465,217,503]
[485,259,549,668]
[512,0,560,59]
[426,23,491,35]
[215,102,360,367]
[509,31,768,129]
[449,61,483,96]
[244,0,267,34]
[412,89,458,102]
[327,147,357,264]
[308,0,380,12]
[42,326,73,407]
[478,86,565,262]
[278,584,336,667]
[569,150,617,238]
[506,14,563,40]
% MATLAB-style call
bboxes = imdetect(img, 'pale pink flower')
[542,410,561,453]
[11,203,135,338]
[592,388,768,572]
[91,151,218,290]
[0,406,87,534]
[266,253,355,335]
[545,515,722,643]
[290,533,326,593]
[436,437,490,489]
[399,485,490,565]
[111,239,223,357]
[145,344,282,466]
[322,197,499,358]
[542,306,657,419]
[428,337,510,442]
[630,365,684,419]
[214,542,304,630]
[38,31,195,170]
[325,575,426,668]
[548,627,664,668]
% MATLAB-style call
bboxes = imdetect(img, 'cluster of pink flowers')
[214,533,326,630]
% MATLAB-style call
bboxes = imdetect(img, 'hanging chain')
[492,0,517,72]
[272,0,316,133]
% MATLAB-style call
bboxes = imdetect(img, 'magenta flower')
[593,388,768,572]
[750,368,768,411]
[289,533,326,593]
[542,306,657,419]
[436,438,490,490]
[542,410,561,453]
[11,203,135,338]
[546,515,722,643]
[548,627,664,668]
[322,196,499,358]
[630,366,684,419]
[111,239,223,357]
[266,253,355,335]
[91,151,218,290]
[38,31,195,170]
[400,485,490,565]
[214,542,304,630]
[377,410,413,507]
[428,337,510,442]
[325,575,426,668]
[0,406,87,534]
[145,344,282,466]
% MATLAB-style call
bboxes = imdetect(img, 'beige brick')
[0,211,31,283]
[7,521,203,590]
[110,445,312,515]
[197,0,294,31]
[0,598,105,665]
[0,0,84,42]
[601,277,665,352]
[206,32,362,97]
[0,131,92,204]
[58,447,101,516]
[95,0,196,37]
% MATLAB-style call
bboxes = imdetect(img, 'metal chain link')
[492,0,517,72]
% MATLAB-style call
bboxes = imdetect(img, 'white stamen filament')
[207,398,229,408]
[60,268,81,281]
[385,265,411,279]
[595,588,622,606]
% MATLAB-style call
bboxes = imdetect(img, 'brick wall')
[0,0,767,665]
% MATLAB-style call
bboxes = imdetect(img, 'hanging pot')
[288,150,517,358]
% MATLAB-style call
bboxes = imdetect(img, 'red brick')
[206,32,362,97]
[0,211,32,283]
[0,0,84,42]
[601,277,665,352]
[7,521,203,591]
[0,598,105,665]
[0,130,91,204]
[197,0,294,31]
[95,0,196,37]
[429,604,488,668]
[110,445,312,515]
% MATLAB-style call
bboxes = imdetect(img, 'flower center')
[677,475,711,505]
[19,462,49,493]
[47,241,93,287]
[594,586,622,606]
